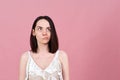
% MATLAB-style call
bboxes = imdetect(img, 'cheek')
[48,32,51,38]
[35,34,42,39]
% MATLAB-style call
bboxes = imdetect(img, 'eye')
[38,26,42,30]
[47,27,51,31]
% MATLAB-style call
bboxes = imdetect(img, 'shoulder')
[59,50,68,59]
[19,51,30,79]
[20,51,29,63]
[58,50,69,64]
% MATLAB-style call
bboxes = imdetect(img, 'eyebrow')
[36,26,42,28]
[36,26,50,28]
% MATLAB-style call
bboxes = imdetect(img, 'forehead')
[36,19,50,27]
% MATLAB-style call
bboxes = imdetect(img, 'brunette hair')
[30,16,59,53]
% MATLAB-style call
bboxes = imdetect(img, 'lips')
[42,37,49,39]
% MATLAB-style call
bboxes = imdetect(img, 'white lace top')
[25,50,63,80]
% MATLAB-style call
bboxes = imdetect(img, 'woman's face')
[33,19,51,45]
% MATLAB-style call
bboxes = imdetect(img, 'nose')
[42,29,47,35]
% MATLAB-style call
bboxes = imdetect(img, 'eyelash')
[37,27,51,31]
[38,27,42,30]
[47,28,51,31]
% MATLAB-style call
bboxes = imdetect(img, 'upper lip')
[42,37,48,39]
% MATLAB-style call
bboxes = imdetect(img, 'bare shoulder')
[20,51,29,63]
[58,50,69,80]
[19,51,29,79]
[59,50,68,58]
[59,50,69,63]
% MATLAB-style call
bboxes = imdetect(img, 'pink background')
[0,0,120,80]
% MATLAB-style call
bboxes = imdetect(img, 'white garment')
[25,50,63,80]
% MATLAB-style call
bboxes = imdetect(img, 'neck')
[37,43,49,54]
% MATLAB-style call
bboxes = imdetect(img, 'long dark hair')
[30,16,59,53]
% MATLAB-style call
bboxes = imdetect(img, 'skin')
[19,19,69,80]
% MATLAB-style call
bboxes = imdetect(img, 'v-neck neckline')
[29,50,58,71]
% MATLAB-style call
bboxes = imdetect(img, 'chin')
[42,41,49,44]
[39,39,50,44]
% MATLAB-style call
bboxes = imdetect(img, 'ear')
[32,29,36,36]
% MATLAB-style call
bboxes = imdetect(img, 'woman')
[19,16,69,80]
